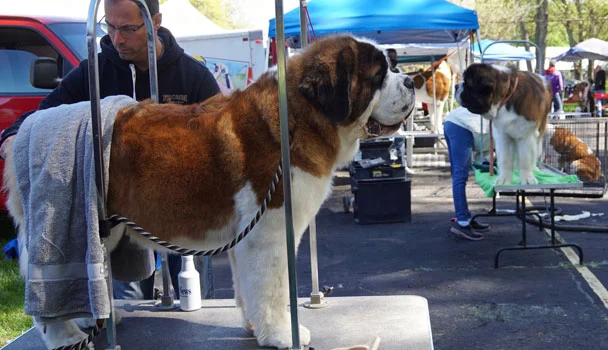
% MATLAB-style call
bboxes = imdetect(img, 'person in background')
[543,61,564,113]
[594,65,606,92]
[387,48,415,175]
[443,107,491,241]
[0,0,219,300]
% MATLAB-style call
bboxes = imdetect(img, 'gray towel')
[13,95,150,320]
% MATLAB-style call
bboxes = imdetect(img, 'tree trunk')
[520,21,533,72]
[534,0,549,72]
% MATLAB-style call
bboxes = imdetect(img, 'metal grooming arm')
[86,0,161,348]
[274,0,302,348]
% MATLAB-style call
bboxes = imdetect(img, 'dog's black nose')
[403,76,414,89]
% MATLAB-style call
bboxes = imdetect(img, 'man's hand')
[0,135,15,160]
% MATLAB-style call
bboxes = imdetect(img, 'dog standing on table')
[456,63,552,185]
[4,35,415,349]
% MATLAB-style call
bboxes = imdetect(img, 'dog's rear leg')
[228,249,254,333]
[35,319,92,349]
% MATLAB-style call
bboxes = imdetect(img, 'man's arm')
[193,66,221,103]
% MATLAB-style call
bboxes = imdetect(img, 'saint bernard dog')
[3,35,415,349]
[456,63,552,185]
[409,61,452,134]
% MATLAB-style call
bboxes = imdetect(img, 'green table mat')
[474,169,580,197]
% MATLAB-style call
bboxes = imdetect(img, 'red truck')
[0,15,104,211]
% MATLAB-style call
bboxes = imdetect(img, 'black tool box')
[346,136,411,224]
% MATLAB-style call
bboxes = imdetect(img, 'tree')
[159,0,246,29]
[534,0,549,72]
[452,0,608,79]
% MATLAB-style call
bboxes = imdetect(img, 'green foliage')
[0,239,30,346]
[456,0,608,44]
[189,0,238,29]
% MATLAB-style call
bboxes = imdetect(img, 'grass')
[0,214,32,346]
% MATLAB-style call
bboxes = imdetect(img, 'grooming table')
[473,166,584,268]
[3,296,433,350]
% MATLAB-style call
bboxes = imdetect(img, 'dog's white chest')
[494,109,539,140]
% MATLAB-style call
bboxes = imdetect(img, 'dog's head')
[296,35,415,139]
[455,63,512,118]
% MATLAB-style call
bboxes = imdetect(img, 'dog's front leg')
[494,131,515,185]
[232,222,310,349]
[517,135,539,185]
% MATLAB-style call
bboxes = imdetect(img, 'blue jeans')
[444,121,473,223]
[113,253,214,300]
[552,93,562,112]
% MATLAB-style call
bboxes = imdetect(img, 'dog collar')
[498,75,519,111]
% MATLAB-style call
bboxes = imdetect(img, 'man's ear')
[153,13,162,30]
[299,47,354,122]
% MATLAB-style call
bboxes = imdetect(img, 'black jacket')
[1,27,220,141]
[595,69,606,92]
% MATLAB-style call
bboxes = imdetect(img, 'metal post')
[298,0,325,310]
[157,251,178,310]
[304,217,327,309]
[274,0,301,348]
[86,1,120,348]
[87,0,161,347]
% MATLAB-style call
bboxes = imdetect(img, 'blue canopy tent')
[473,39,534,62]
[268,0,479,45]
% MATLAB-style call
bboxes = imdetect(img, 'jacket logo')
[162,94,188,104]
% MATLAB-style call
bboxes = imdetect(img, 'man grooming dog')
[456,63,552,185]
[4,35,415,349]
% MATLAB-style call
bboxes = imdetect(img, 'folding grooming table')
[473,166,584,268]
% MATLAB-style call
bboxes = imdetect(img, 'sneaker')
[450,223,485,241]
[470,219,491,232]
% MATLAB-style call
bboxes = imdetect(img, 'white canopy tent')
[159,0,224,38]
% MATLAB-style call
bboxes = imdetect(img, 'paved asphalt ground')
[207,165,608,350]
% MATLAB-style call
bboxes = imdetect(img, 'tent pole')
[299,0,326,310]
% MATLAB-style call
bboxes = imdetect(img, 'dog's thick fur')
[456,64,552,185]
[545,124,601,182]
[4,35,415,349]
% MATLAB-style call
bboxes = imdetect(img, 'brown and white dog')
[545,124,601,182]
[409,61,452,134]
[4,35,415,349]
[456,64,552,185]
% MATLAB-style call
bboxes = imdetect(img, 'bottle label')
[180,288,192,296]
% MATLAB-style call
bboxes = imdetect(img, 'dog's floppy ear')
[299,47,354,122]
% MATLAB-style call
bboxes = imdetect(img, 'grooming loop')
[109,160,285,256]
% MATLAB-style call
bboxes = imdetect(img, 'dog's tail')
[2,137,28,277]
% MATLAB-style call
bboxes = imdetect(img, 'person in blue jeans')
[113,254,214,300]
[444,107,491,241]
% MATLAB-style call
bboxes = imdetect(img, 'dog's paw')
[40,321,92,350]
[494,175,510,186]
[257,324,311,348]
[520,172,538,185]
[242,318,255,333]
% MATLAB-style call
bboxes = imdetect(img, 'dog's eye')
[372,70,384,84]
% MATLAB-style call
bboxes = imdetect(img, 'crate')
[542,117,608,197]
[352,178,412,224]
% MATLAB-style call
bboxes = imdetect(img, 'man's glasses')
[100,16,145,37]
